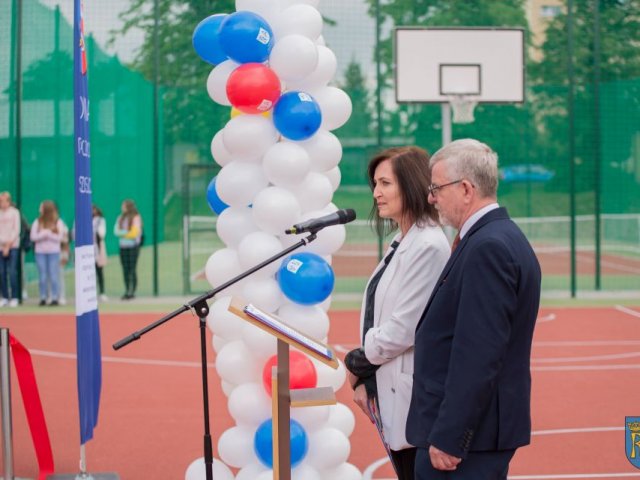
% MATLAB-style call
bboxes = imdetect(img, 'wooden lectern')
[229,298,338,480]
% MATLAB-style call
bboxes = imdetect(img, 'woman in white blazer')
[345,146,450,479]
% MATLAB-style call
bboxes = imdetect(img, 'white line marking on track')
[616,305,640,318]
[532,351,640,363]
[537,313,556,323]
[362,457,390,480]
[532,363,640,371]
[532,426,623,435]
[509,474,640,479]
[535,340,640,347]
[29,349,214,368]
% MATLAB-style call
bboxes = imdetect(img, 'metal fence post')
[1,328,15,480]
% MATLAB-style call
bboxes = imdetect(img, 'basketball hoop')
[448,95,478,124]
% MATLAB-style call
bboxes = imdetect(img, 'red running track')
[1,305,640,479]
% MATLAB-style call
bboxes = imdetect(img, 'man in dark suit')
[406,139,541,479]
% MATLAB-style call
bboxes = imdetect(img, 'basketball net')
[448,95,478,124]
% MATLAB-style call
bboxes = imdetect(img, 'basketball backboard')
[394,27,525,104]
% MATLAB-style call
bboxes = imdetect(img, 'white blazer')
[360,222,449,450]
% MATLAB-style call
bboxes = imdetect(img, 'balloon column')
[191,2,361,479]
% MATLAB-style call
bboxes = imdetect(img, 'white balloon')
[291,404,330,432]
[223,115,279,158]
[263,142,311,187]
[327,403,356,437]
[221,380,237,397]
[298,129,342,173]
[292,464,322,480]
[216,206,258,248]
[256,471,274,480]
[274,4,323,40]
[216,340,260,385]
[215,161,268,207]
[277,303,329,340]
[235,0,281,26]
[206,60,239,106]
[270,35,319,82]
[204,248,243,291]
[211,130,233,167]
[241,322,277,362]
[305,427,351,470]
[251,186,302,235]
[311,86,353,131]
[291,172,333,213]
[218,425,258,468]
[236,463,269,480]
[324,166,342,192]
[316,34,326,46]
[280,0,320,7]
[184,456,234,480]
[228,383,271,426]
[286,46,337,92]
[237,231,283,278]
[242,277,285,313]
[319,294,332,312]
[206,295,244,340]
[212,334,228,353]
[313,357,346,392]
[322,462,363,480]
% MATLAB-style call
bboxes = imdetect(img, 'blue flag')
[74,0,101,445]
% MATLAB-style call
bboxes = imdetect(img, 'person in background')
[93,204,108,301]
[30,200,65,306]
[406,139,542,479]
[0,191,21,307]
[344,146,450,479]
[56,203,70,305]
[114,199,142,300]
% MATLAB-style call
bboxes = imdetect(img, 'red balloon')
[226,63,281,114]
[262,351,317,396]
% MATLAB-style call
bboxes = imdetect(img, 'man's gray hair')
[429,139,499,198]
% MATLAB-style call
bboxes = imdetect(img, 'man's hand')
[429,445,461,471]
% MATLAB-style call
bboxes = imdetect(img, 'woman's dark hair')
[367,146,439,237]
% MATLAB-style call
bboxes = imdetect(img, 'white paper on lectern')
[243,303,333,361]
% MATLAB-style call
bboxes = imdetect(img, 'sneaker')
[49,300,59,306]
[39,299,47,306]
[99,294,109,302]
[8,299,18,308]
[59,297,67,306]
[0,299,7,307]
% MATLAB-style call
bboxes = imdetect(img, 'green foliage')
[112,0,236,156]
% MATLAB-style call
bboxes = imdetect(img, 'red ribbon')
[9,333,54,480]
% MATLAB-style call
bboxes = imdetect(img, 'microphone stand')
[113,231,318,480]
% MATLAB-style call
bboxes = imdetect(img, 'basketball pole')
[441,103,452,146]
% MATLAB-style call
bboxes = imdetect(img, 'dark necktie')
[451,233,461,252]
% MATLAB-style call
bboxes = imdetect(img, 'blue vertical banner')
[74,0,102,445]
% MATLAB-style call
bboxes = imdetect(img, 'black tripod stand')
[113,232,317,480]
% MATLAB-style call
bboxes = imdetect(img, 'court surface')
[2,304,640,479]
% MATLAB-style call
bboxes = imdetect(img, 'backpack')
[20,214,32,252]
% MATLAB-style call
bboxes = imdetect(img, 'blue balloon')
[206,176,229,215]
[219,11,274,64]
[277,252,334,305]
[192,14,228,65]
[254,419,308,468]
[273,91,322,141]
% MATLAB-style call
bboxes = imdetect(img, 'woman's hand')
[347,371,359,389]
[353,384,374,422]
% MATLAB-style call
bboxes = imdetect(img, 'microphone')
[285,208,356,235]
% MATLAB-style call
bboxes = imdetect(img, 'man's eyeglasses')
[428,179,463,196]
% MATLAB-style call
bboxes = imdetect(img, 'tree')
[113,0,236,155]
[337,58,375,139]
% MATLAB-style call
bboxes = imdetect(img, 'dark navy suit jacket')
[406,207,541,458]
